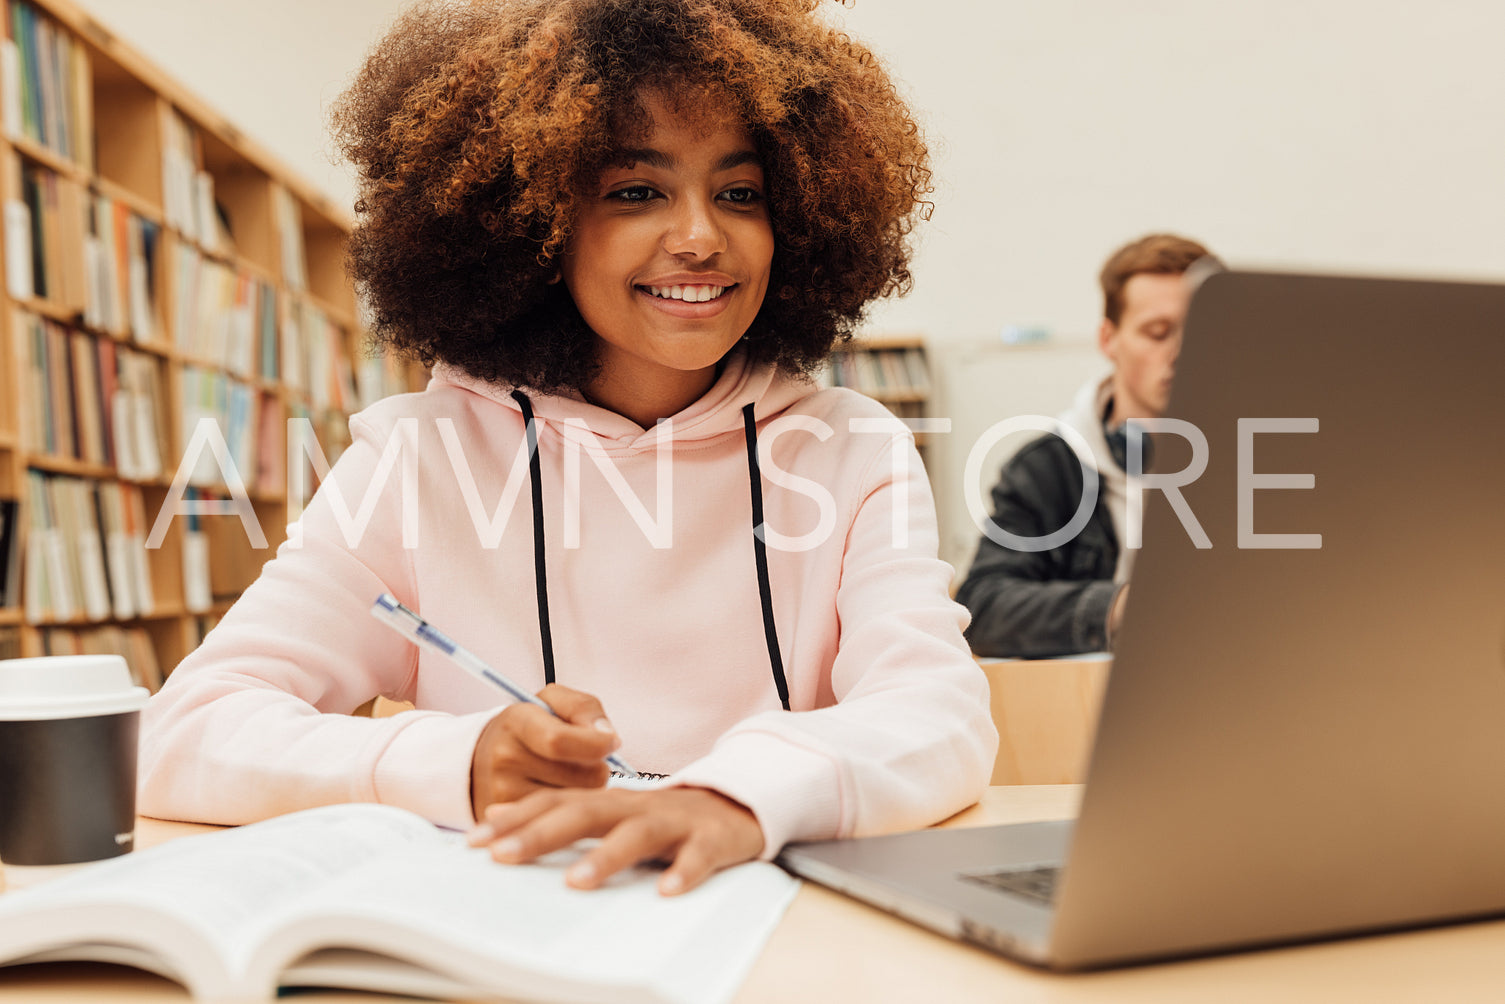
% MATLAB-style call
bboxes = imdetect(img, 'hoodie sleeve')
[137,410,493,830]
[672,427,999,857]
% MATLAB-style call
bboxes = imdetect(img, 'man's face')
[1098,273,1192,422]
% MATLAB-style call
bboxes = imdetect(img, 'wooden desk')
[3,788,1504,1002]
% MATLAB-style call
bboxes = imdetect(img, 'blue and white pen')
[371,593,639,778]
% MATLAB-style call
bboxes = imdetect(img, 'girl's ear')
[547,272,562,285]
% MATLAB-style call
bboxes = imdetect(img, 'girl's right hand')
[469,684,620,819]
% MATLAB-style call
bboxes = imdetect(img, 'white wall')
[74,0,1505,344]
[73,0,1505,570]
[822,0,1505,342]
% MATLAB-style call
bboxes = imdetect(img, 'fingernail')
[466,822,495,846]
[567,860,597,886]
[659,873,684,896]
[593,718,616,735]
[492,836,523,860]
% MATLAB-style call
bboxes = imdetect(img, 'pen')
[370,593,639,778]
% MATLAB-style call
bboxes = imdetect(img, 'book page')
[8,941,190,985]
[0,804,440,995]
[259,841,799,1004]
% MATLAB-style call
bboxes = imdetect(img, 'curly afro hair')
[332,0,933,391]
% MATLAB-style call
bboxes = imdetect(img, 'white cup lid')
[0,655,151,720]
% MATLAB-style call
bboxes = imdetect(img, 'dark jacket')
[955,433,1122,657]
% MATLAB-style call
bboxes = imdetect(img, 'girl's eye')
[609,186,658,203]
[720,187,763,205]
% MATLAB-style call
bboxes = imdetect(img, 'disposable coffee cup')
[0,655,150,869]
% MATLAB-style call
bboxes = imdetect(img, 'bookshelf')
[824,333,935,455]
[0,0,422,685]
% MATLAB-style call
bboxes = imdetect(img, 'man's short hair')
[1100,233,1214,325]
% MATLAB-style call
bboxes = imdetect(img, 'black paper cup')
[0,655,150,867]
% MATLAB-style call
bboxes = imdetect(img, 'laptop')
[777,269,1505,970]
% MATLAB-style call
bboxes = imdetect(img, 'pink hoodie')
[138,352,997,856]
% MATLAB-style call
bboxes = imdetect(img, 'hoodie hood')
[1060,374,1139,583]
[429,350,815,455]
[1058,375,1120,476]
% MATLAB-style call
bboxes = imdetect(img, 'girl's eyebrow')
[610,148,763,172]
[713,150,762,172]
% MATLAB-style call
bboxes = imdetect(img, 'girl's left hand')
[466,786,766,895]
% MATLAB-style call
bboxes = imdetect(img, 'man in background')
[957,233,1217,657]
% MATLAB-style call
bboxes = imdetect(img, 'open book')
[0,803,799,1002]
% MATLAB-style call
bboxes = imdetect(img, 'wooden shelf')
[92,175,166,227]
[24,454,118,480]
[17,297,84,326]
[851,333,926,351]
[9,133,87,179]
[133,605,188,622]
[824,335,934,444]
[296,289,359,332]
[231,254,276,287]
[22,603,188,628]
[0,0,421,688]
[175,226,275,282]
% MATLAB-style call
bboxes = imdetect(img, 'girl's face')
[561,90,774,424]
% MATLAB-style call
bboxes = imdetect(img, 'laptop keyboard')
[960,865,1061,905]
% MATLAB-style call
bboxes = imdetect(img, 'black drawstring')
[508,391,788,709]
[743,403,791,710]
[511,390,557,686]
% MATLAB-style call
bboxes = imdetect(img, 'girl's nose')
[662,197,727,260]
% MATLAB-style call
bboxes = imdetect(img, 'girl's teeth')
[648,285,726,302]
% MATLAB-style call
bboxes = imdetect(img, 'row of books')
[285,297,358,412]
[84,191,162,342]
[37,623,164,691]
[1,0,92,166]
[3,156,374,405]
[170,242,277,376]
[178,487,211,614]
[5,162,366,394]
[160,104,230,256]
[189,611,220,652]
[826,346,932,398]
[355,352,418,411]
[282,406,351,507]
[13,310,171,478]
[273,185,307,292]
[5,153,87,307]
[22,469,157,624]
[3,154,357,399]
[117,370,347,502]
[172,250,369,402]
[179,366,262,489]
[0,496,19,609]
[3,15,230,266]
[3,156,164,345]
[169,243,366,397]
[175,373,349,500]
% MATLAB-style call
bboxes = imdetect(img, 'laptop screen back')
[1048,271,1505,968]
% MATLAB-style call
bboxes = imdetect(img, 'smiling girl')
[139,0,997,895]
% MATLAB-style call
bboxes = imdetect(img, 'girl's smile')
[635,275,738,319]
